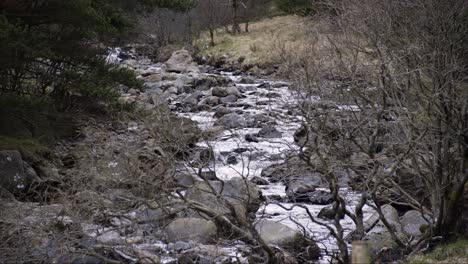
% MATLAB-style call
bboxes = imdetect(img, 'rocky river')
[0,48,430,264]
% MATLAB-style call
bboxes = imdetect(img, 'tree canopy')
[0,0,193,106]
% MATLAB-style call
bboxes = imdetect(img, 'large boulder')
[365,204,402,234]
[261,157,325,186]
[213,106,232,118]
[287,189,332,205]
[184,177,263,221]
[219,95,238,104]
[211,87,240,97]
[246,114,276,128]
[400,210,429,237]
[364,205,407,262]
[164,218,217,243]
[165,49,200,73]
[182,91,204,107]
[254,220,321,261]
[257,126,282,138]
[255,220,300,245]
[0,150,40,194]
[214,113,246,129]
[194,75,233,91]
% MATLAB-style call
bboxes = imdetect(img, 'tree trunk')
[231,0,241,34]
[245,21,249,32]
[209,28,215,46]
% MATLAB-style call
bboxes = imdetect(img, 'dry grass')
[195,15,318,65]
[195,15,372,75]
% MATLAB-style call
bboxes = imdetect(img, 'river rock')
[219,95,238,104]
[318,206,345,220]
[173,173,197,188]
[199,96,220,106]
[145,73,162,83]
[365,204,402,233]
[165,49,199,73]
[289,190,333,205]
[245,133,259,143]
[0,150,40,194]
[182,91,204,107]
[246,114,276,128]
[164,218,217,243]
[261,158,324,186]
[250,176,269,185]
[211,87,240,97]
[400,210,429,237]
[214,113,246,129]
[194,75,233,91]
[255,219,300,245]
[184,177,263,220]
[257,126,282,138]
[266,92,282,98]
[285,180,316,202]
[239,76,256,84]
[199,171,218,181]
[213,106,232,118]
[272,81,289,88]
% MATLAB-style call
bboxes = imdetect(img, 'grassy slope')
[195,15,312,65]
[407,239,468,264]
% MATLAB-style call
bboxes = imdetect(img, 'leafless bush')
[275,0,468,262]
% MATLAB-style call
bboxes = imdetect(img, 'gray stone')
[174,173,197,188]
[266,92,282,98]
[250,176,269,185]
[246,114,276,128]
[239,77,256,84]
[199,96,220,106]
[400,210,429,237]
[318,206,344,220]
[255,219,300,245]
[98,231,124,245]
[185,177,262,219]
[194,75,233,91]
[219,95,238,104]
[0,150,40,194]
[174,241,193,252]
[245,133,259,143]
[182,91,204,106]
[211,87,240,97]
[365,204,402,234]
[214,113,246,129]
[257,126,282,138]
[285,180,316,202]
[226,155,238,165]
[164,218,217,243]
[199,171,218,181]
[213,106,232,118]
[272,81,289,88]
[144,73,162,83]
[165,49,199,73]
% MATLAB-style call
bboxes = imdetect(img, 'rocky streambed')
[0,49,431,264]
[115,49,377,262]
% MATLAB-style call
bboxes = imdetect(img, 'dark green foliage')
[0,0,138,102]
[274,0,337,16]
[274,0,311,15]
[139,0,195,12]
